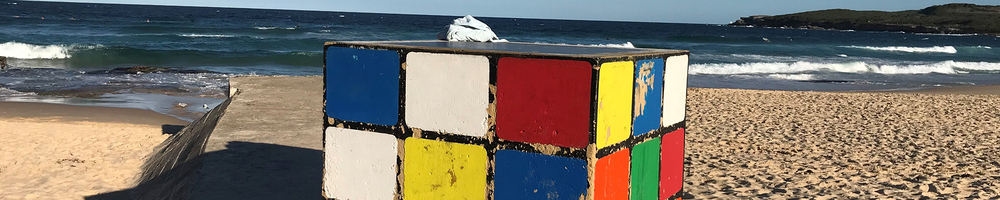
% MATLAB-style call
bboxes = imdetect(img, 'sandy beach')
[0,102,188,200]
[1,82,999,199]
[684,88,1000,199]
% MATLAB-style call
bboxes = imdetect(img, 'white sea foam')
[0,87,35,96]
[589,42,635,48]
[179,34,236,38]
[253,26,296,30]
[767,74,815,81]
[914,33,978,36]
[843,45,958,54]
[532,42,636,48]
[0,42,73,59]
[690,61,1000,75]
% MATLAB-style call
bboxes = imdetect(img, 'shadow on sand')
[85,142,323,200]
[86,91,324,200]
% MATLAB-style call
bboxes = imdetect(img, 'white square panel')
[404,52,490,137]
[662,55,689,127]
[323,127,398,200]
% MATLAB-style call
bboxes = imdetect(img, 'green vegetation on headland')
[729,3,1000,36]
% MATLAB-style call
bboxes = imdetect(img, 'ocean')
[2,1,999,120]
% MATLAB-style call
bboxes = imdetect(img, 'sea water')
[2,1,999,120]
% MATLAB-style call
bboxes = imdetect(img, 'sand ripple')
[684,88,1000,199]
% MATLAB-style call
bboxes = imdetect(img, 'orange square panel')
[595,149,630,200]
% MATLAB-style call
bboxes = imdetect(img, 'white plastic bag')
[436,15,507,42]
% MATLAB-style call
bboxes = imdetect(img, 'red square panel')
[496,57,592,148]
[660,128,684,199]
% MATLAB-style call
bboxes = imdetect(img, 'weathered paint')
[494,150,588,200]
[631,138,661,200]
[496,57,592,148]
[661,55,688,127]
[594,149,630,200]
[659,129,684,199]
[325,47,400,126]
[633,59,663,136]
[403,138,487,200]
[596,61,633,148]
[404,52,490,137]
[323,127,398,200]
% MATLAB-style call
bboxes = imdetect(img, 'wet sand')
[0,102,187,200]
[684,88,1000,199]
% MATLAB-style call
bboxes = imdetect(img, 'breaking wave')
[690,61,1000,75]
[843,45,957,54]
[0,42,78,59]
[767,74,815,81]
[590,42,635,48]
[0,87,36,96]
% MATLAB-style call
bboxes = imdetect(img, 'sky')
[47,0,1000,24]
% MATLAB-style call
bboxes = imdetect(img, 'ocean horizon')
[2,0,999,119]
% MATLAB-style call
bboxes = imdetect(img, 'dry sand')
[3,83,1000,199]
[685,88,1000,199]
[0,102,187,200]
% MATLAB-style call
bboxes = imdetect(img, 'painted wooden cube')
[323,40,689,200]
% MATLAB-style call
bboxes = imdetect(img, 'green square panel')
[630,137,661,200]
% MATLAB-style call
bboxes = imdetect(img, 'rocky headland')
[730,3,1000,36]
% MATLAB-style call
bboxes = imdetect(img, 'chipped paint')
[633,61,655,120]
[405,52,490,137]
[323,42,689,200]
[530,143,562,155]
[494,150,588,200]
[324,127,398,200]
[594,149,630,200]
[596,61,633,148]
[403,138,487,200]
[631,138,660,200]
[633,58,664,136]
[659,129,685,198]
[325,47,400,126]
[496,57,592,148]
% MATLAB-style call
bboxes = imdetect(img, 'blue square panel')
[494,150,588,200]
[633,58,663,136]
[325,47,400,126]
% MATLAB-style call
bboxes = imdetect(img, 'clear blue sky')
[48,0,1000,24]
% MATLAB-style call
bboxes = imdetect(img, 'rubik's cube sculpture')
[323,41,688,200]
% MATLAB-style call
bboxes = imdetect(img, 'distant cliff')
[729,3,1000,36]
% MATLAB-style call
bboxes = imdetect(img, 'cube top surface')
[325,40,687,58]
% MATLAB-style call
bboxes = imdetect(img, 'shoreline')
[880,84,1000,95]
[0,101,190,126]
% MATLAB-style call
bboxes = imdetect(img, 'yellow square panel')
[597,61,634,148]
[403,138,487,200]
